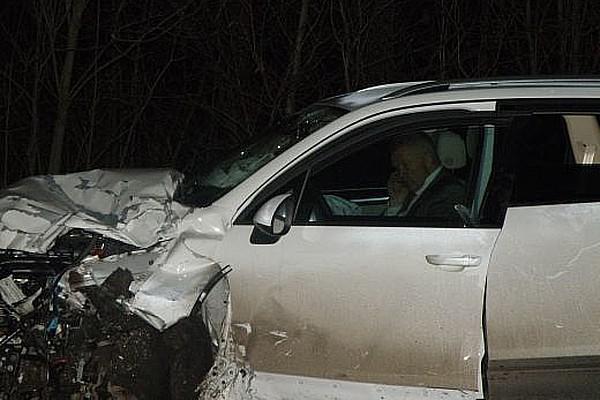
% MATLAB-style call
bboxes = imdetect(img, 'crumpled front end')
[0,168,186,252]
[0,169,243,399]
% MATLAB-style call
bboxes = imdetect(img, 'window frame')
[495,99,600,208]
[294,119,496,228]
[235,109,499,228]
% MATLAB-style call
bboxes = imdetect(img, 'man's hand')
[387,170,411,207]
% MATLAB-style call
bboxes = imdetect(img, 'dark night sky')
[1,0,599,188]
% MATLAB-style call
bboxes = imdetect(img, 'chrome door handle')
[425,254,481,268]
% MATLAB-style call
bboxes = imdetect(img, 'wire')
[0,328,21,347]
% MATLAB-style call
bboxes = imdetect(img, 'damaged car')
[3,78,600,399]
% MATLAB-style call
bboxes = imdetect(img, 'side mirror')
[253,193,294,236]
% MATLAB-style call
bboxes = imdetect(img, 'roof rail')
[383,77,600,100]
[381,81,448,99]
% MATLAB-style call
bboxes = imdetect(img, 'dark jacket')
[407,169,466,222]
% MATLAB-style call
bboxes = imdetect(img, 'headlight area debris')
[0,242,223,400]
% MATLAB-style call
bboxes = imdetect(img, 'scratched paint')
[219,224,497,394]
[487,202,600,361]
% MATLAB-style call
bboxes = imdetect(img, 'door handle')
[425,254,481,269]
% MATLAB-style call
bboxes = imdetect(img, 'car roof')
[221,77,600,212]
[320,77,600,112]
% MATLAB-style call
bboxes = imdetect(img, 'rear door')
[485,102,600,398]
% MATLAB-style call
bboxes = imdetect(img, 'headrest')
[436,130,466,169]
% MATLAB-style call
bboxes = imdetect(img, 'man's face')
[390,144,430,192]
[387,169,409,206]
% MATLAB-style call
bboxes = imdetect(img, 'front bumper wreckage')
[0,169,249,399]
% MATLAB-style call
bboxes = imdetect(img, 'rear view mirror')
[253,193,294,236]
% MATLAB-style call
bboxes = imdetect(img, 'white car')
[2,78,600,399]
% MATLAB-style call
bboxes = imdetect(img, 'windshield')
[175,105,348,206]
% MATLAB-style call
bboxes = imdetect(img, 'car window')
[295,123,491,228]
[175,105,346,207]
[481,114,600,226]
[564,115,600,164]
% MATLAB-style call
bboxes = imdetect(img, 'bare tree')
[48,0,88,174]
[2,0,600,189]
[285,0,310,114]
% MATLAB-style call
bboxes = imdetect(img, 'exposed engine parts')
[0,230,217,400]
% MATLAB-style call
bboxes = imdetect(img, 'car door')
[484,102,600,398]
[221,107,500,398]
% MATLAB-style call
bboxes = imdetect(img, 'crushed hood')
[0,168,231,332]
[0,168,188,253]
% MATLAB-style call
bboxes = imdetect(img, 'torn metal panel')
[0,168,231,333]
[125,205,231,331]
[63,222,231,334]
[0,174,231,397]
[0,168,187,253]
[74,249,162,288]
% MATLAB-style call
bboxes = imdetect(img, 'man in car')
[386,133,465,221]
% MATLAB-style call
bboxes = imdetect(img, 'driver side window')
[296,123,489,228]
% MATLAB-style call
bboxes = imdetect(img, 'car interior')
[480,113,600,226]
[299,125,483,225]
